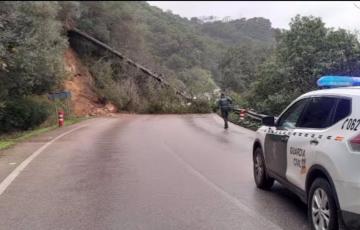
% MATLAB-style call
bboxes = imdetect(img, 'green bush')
[0,97,51,133]
[210,100,218,113]
[188,99,212,113]
[146,102,165,114]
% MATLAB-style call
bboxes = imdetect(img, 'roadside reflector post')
[58,111,64,127]
[239,109,246,120]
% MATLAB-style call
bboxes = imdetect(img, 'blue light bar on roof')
[317,76,360,88]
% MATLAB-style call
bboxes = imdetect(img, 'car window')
[297,97,337,129]
[333,98,351,124]
[277,99,309,130]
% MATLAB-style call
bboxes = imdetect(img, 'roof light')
[317,76,360,88]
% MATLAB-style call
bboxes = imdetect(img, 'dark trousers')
[221,109,229,128]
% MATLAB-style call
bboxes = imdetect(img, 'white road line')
[163,142,282,230]
[0,126,86,196]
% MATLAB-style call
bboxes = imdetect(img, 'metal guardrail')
[232,108,267,121]
[69,28,192,101]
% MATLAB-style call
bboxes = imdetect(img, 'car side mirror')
[262,116,275,126]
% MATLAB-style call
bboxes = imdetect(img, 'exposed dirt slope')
[63,48,117,116]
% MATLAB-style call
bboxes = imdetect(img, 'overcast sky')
[147,1,360,31]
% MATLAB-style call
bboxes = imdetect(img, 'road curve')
[0,114,309,230]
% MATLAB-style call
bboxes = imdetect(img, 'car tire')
[308,178,338,230]
[253,147,274,190]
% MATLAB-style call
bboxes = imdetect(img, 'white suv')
[253,87,360,230]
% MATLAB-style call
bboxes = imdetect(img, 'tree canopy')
[0,2,67,98]
[245,15,360,114]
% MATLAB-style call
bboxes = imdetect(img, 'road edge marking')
[0,126,86,196]
[163,142,281,230]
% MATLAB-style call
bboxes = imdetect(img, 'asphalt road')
[0,114,310,230]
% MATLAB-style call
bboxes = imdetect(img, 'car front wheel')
[308,178,338,230]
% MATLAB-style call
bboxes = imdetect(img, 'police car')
[253,76,360,230]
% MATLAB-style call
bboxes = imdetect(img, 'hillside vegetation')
[1,1,359,133]
[66,1,275,112]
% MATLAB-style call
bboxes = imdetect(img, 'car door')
[264,98,309,179]
[286,97,341,190]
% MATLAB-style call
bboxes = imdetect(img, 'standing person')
[218,93,233,129]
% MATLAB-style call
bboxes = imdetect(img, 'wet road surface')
[0,114,310,230]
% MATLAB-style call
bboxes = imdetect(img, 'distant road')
[0,114,309,230]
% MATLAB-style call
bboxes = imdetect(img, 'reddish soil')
[63,49,117,116]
